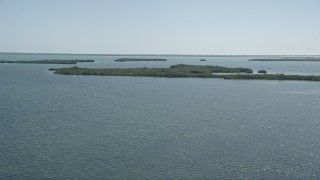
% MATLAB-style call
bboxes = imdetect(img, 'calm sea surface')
[1,53,320,179]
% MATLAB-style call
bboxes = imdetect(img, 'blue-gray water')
[1,53,320,179]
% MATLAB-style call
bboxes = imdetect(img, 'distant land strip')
[114,58,167,62]
[0,59,95,64]
[249,58,320,61]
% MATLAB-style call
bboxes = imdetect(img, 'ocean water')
[1,53,320,179]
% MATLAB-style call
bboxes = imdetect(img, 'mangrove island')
[52,64,320,81]
[114,58,167,62]
[54,64,251,78]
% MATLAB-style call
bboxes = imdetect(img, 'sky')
[0,0,320,55]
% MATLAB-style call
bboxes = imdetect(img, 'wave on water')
[276,90,320,96]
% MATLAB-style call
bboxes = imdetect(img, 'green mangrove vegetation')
[0,59,95,64]
[258,70,267,73]
[52,64,320,81]
[54,64,252,78]
[114,58,167,62]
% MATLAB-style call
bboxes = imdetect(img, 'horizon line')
[1,51,320,57]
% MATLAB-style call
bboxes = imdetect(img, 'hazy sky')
[0,0,320,55]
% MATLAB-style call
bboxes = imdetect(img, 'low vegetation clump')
[214,73,320,81]
[258,70,267,73]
